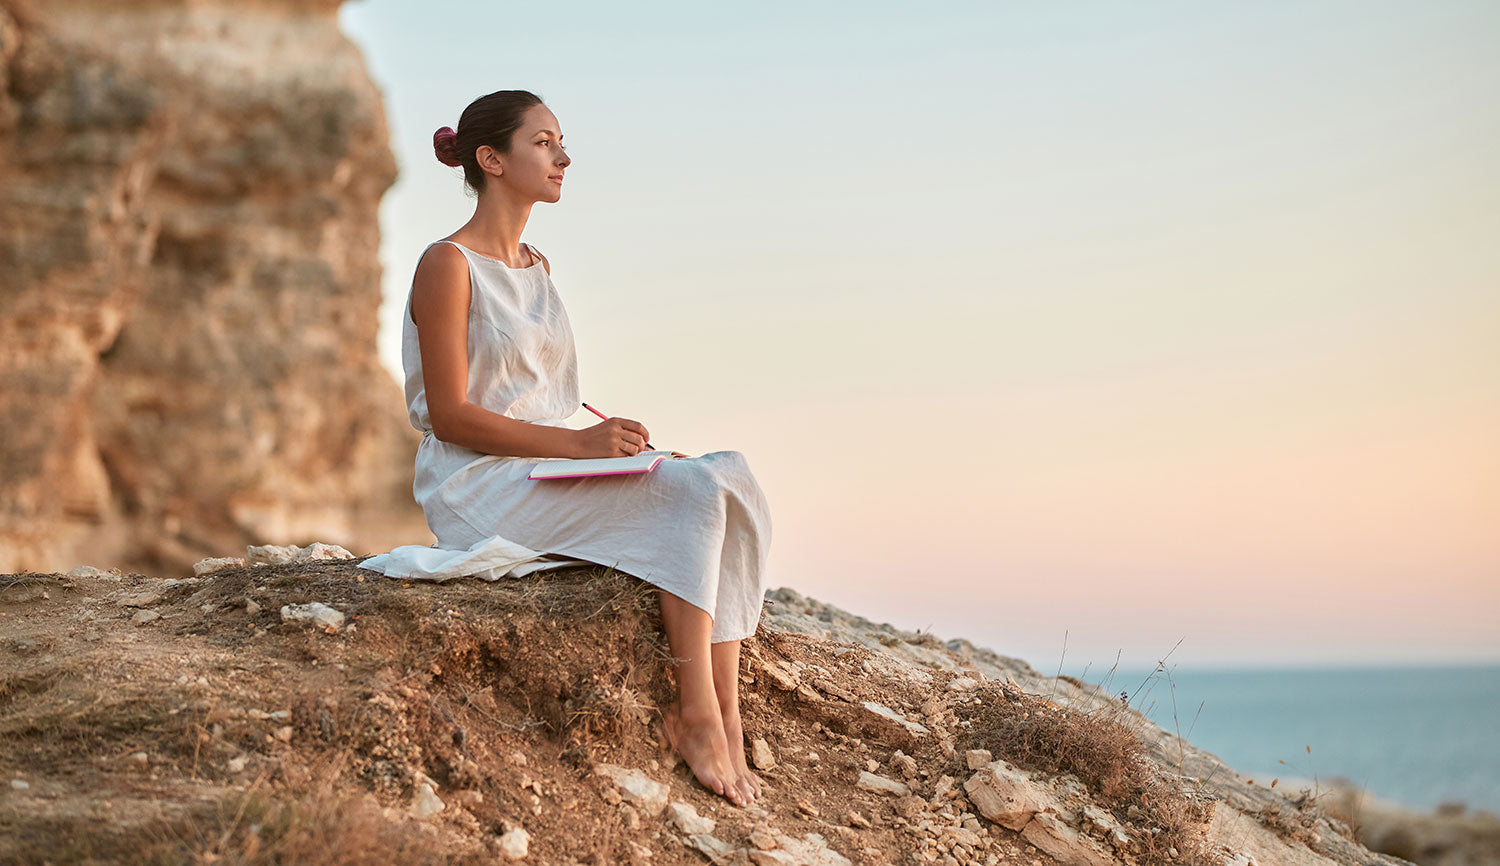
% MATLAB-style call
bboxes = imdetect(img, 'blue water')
[1072,664,1500,814]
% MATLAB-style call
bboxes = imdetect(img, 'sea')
[1073,663,1500,815]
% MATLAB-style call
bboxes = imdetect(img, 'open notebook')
[528,450,690,480]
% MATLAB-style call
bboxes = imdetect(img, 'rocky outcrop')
[0,0,427,575]
[0,556,1417,866]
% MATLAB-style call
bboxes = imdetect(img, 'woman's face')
[479,103,570,202]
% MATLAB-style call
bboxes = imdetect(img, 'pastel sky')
[338,0,1499,671]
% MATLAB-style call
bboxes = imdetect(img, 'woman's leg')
[711,638,763,800]
[656,589,748,806]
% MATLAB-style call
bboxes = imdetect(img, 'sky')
[337,0,1499,672]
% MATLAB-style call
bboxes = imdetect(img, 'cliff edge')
[0,551,1420,866]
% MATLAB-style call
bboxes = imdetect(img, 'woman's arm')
[410,244,584,458]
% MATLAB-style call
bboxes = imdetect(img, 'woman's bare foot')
[663,699,748,807]
[719,700,764,800]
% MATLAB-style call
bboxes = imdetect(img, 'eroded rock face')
[0,0,428,573]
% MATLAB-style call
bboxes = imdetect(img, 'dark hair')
[433,90,545,197]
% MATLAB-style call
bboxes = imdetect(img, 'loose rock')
[411,783,444,819]
[194,556,244,576]
[856,771,910,796]
[246,541,354,565]
[751,737,777,770]
[497,825,529,859]
[279,602,345,633]
[746,830,853,865]
[685,833,736,862]
[592,763,668,818]
[667,800,716,835]
[1020,810,1115,866]
[963,760,1045,831]
[862,701,930,735]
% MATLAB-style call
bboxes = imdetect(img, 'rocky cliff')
[0,0,428,576]
[0,549,1426,866]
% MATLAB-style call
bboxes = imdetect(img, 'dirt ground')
[5,556,1420,866]
[0,560,1085,865]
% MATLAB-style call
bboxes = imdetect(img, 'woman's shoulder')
[529,243,551,275]
[418,239,468,269]
[411,241,471,305]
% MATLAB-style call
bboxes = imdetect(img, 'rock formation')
[0,0,428,575]
[0,553,1422,866]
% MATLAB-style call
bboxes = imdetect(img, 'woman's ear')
[476,144,503,176]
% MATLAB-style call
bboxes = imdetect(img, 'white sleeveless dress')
[363,239,771,643]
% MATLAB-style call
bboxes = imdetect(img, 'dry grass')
[957,640,1221,866]
[0,562,689,865]
[131,765,463,866]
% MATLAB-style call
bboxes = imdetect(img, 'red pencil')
[581,402,655,451]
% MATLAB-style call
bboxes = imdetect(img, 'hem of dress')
[437,501,761,642]
[711,625,760,644]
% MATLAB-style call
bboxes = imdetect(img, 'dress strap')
[525,243,541,266]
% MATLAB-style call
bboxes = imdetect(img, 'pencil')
[581,402,655,451]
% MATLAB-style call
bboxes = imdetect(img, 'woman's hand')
[574,417,652,458]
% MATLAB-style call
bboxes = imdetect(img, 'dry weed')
[959,650,1220,866]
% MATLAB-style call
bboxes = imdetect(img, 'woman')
[405,89,771,807]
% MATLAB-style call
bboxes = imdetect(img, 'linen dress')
[381,239,771,643]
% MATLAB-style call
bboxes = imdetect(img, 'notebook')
[528,450,689,480]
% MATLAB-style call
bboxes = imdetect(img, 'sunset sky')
[339,0,1499,671]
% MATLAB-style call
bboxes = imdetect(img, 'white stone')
[10,779,29,790]
[947,677,979,691]
[747,831,853,865]
[963,761,1045,831]
[751,737,777,770]
[760,659,800,691]
[939,826,982,848]
[410,782,444,819]
[862,701,930,735]
[856,771,910,796]
[685,833,736,862]
[965,749,993,770]
[497,825,529,859]
[67,565,108,578]
[1020,810,1116,866]
[131,609,160,625]
[119,591,161,608]
[247,542,354,565]
[667,800,716,835]
[194,556,244,575]
[279,602,345,632]
[593,763,669,817]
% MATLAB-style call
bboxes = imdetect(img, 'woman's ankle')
[674,698,723,725]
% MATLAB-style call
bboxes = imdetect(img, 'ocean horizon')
[1073,662,1500,816]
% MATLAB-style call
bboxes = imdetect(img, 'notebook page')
[528,450,673,479]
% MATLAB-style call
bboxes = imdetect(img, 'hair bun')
[433,126,462,167]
